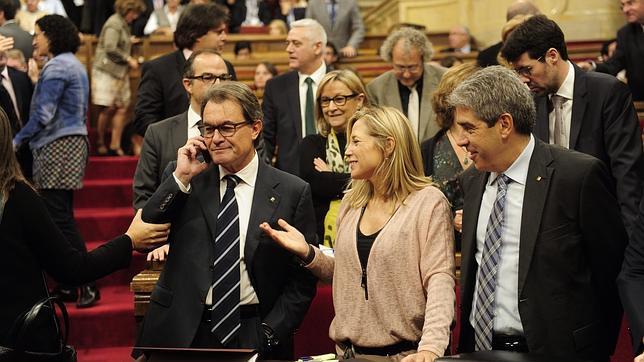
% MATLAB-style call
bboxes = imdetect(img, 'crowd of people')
[1,0,644,361]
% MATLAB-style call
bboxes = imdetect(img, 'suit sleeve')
[618,192,644,355]
[133,62,164,136]
[262,182,318,343]
[595,30,627,76]
[133,125,162,209]
[346,1,364,50]
[261,78,278,164]
[579,159,628,355]
[141,170,189,224]
[600,80,643,234]
[102,26,130,64]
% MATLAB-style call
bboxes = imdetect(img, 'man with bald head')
[477,0,540,67]
[443,25,475,53]
[262,18,327,175]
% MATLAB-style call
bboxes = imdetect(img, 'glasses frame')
[188,73,233,83]
[319,93,359,108]
[514,55,544,78]
[392,63,422,73]
[198,120,250,138]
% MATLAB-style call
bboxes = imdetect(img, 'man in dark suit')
[0,0,33,60]
[501,15,644,235]
[133,50,230,210]
[579,0,644,101]
[136,82,317,359]
[619,191,644,361]
[262,19,327,175]
[305,0,364,58]
[133,2,236,137]
[452,66,627,361]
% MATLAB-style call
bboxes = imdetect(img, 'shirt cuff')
[173,172,192,193]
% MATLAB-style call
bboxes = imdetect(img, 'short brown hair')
[431,62,480,130]
[114,0,146,17]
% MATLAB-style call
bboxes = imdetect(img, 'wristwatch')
[262,323,280,350]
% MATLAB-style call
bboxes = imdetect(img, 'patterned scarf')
[323,130,349,248]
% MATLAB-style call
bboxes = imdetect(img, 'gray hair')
[447,66,535,134]
[379,27,434,63]
[201,82,263,145]
[290,18,327,47]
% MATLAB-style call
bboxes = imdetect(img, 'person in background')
[11,15,93,308]
[143,0,183,35]
[0,107,170,348]
[262,105,455,362]
[15,0,46,34]
[324,41,339,71]
[5,48,26,71]
[420,62,478,251]
[234,40,252,59]
[439,55,463,68]
[442,25,476,54]
[298,69,367,247]
[305,0,364,58]
[92,0,145,157]
[267,18,287,35]
[252,60,277,100]
[0,0,33,60]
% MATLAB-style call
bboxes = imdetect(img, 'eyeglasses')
[198,120,249,138]
[514,56,544,77]
[188,73,233,83]
[319,93,359,107]
[392,64,422,73]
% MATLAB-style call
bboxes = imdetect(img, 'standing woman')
[92,0,145,156]
[298,69,368,247]
[12,15,99,308]
[262,106,455,361]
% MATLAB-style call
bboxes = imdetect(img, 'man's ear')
[251,119,263,140]
[497,113,514,138]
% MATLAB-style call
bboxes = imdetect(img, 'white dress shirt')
[187,104,201,139]
[298,62,326,137]
[1,67,20,122]
[470,135,535,335]
[143,5,182,35]
[548,61,575,149]
[174,153,261,305]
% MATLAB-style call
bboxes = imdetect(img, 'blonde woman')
[262,106,455,361]
[298,70,367,247]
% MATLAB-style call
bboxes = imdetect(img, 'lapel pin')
[536,176,542,181]
[270,196,276,203]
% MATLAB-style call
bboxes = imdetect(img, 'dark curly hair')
[0,0,17,20]
[174,3,228,50]
[500,14,568,63]
[35,15,80,56]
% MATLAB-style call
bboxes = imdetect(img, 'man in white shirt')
[501,14,643,235]
[262,18,327,175]
[135,81,317,360]
[454,66,627,361]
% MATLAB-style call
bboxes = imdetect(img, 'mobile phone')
[200,149,212,163]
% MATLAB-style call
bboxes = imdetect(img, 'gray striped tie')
[210,174,242,346]
[473,174,511,351]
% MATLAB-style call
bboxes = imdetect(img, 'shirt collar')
[1,66,8,79]
[553,60,575,100]
[219,152,259,188]
[298,62,326,86]
[488,134,535,187]
[188,104,201,128]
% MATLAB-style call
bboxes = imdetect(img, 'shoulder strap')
[14,296,70,353]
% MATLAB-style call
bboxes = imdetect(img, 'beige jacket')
[93,13,132,79]
[306,185,456,357]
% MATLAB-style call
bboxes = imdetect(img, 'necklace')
[447,130,469,166]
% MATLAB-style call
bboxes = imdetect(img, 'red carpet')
[69,155,634,361]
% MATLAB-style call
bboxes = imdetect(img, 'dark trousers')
[40,189,87,253]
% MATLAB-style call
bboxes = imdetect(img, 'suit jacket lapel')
[245,162,281,269]
[384,73,403,112]
[195,165,221,242]
[534,95,549,142]
[173,112,189,152]
[288,72,303,138]
[518,140,553,296]
[569,65,587,149]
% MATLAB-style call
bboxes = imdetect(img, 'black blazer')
[596,23,644,101]
[0,182,132,344]
[136,160,317,358]
[458,140,627,360]
[534,64,644,234]
[133,111,189,209]
[262,70,303,175]
[8,66,33,126]
[618,191,644,355]
[133,50,237,136]
[476,41,502,67]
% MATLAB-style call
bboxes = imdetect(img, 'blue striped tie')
[210,174,242,346]
[474,174,511,351]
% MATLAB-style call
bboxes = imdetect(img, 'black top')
[0,182,133,344]
[298,133,350,242]
[397,76,424,118]
[356,224,378,271]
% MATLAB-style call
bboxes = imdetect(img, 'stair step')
[65,285,135,349]
[76,207,133,241]
[84,156,138,180]
[75,179,133,209]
